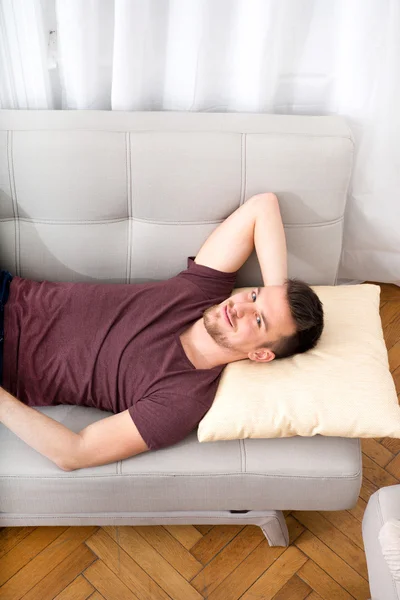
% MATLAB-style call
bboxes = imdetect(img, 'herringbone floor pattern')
[0,282,399,600]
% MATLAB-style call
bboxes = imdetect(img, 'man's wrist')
[0,387,9,422]
[0,386,13,421]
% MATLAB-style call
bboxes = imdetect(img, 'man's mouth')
[225,305,233,327]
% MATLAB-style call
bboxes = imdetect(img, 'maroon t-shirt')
[2,257,238,450]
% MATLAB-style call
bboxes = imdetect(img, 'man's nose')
[232,302,252,318]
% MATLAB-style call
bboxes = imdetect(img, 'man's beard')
[203,304,236,351]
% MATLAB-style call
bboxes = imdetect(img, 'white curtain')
[1,0,399,284]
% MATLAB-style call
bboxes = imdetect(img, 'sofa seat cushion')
[0,405,361,517]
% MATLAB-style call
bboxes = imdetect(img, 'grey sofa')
[0,110,360,547]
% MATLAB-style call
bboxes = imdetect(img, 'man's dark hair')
[256,278,324,359]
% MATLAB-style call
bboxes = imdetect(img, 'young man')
[0,193,323,471]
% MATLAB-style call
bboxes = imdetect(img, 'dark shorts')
[0,270,13,387]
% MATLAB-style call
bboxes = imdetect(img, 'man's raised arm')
[254,193,288,286]
[193,192,288,281]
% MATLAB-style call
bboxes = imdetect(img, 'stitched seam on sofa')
[0,216,345,228]
[7,131,20,276]
[0,515,284,521]
[126,131,132,285]
[334,234,344,285]
[0,511,281,516]
[332,124,355,281]
[2,127,353,143]
[240,439,247,473]
[238,439,245,472]
[0,471,362,479]
[240,133,246,208]
[357,439,363,479]
[241,133,354,143]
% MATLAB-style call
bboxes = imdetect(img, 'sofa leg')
[260,511,289,547]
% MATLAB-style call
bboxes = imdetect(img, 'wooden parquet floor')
[0,282,399,600]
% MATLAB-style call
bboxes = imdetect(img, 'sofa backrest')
[0,111,354,286]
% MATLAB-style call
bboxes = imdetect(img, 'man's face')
[202,285,296,362]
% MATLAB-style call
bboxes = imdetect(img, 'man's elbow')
[57,435,85,471]
[57,460,75,472]
[57,447,81,470]
[252,192,279,204]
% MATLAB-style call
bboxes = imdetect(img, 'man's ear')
[248,348,275,363]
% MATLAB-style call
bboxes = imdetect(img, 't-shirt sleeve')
[176,256,239,300]
[128,392,211,451]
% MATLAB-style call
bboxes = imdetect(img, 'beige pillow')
[197,284,400,442]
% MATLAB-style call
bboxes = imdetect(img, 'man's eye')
[252,291,261,328]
